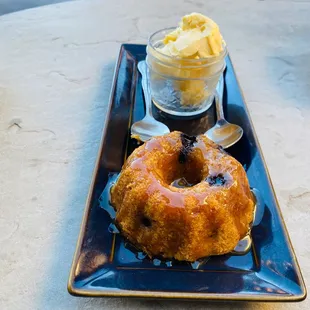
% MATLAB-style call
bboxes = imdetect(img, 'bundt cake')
[110,131,254,262]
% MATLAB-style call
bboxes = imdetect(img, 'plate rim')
[67,44,307,301]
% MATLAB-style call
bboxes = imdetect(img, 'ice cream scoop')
[159,12,224,58]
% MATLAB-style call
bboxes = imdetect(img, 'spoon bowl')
[205,72,243,148]
[206,119,243,149]
[131,117,170,142]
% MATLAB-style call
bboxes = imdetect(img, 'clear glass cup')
[146,27,227,117]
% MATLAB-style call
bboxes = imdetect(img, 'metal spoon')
[205,74,243,148]
[131,61,170,142]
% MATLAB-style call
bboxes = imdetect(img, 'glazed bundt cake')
[110,131,254,261]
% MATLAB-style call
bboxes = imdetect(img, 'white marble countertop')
[0,0,309,309]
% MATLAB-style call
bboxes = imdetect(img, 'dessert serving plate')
[67,44,306,301]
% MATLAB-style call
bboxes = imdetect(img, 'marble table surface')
[0,0,309,309]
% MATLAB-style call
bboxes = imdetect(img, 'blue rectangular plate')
[68,44,306,301]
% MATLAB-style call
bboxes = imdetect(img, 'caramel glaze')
[110,131,254,262]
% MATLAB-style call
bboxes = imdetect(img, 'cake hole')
[209,229,218,238]
[167,134,204,187]
[170,159,204,188]
[207,174,226,186]
[141,216,152,227]
[171,177,195,188]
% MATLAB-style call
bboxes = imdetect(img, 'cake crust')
[111,131,254,261]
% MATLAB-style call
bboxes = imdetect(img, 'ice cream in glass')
[146,13,227,116]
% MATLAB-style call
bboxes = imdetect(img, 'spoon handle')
[215,73,225,121]
[138,61,153,118]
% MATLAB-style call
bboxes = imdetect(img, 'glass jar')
[146,27,227,117]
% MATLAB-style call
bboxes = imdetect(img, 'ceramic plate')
[68,44,306,301]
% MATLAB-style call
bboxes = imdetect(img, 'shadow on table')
[37,60,116,309]
[80,298,255,309]
[0,0,70,16]
[266,52,310,109]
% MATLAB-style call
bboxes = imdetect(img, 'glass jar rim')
[148,27,227,64]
